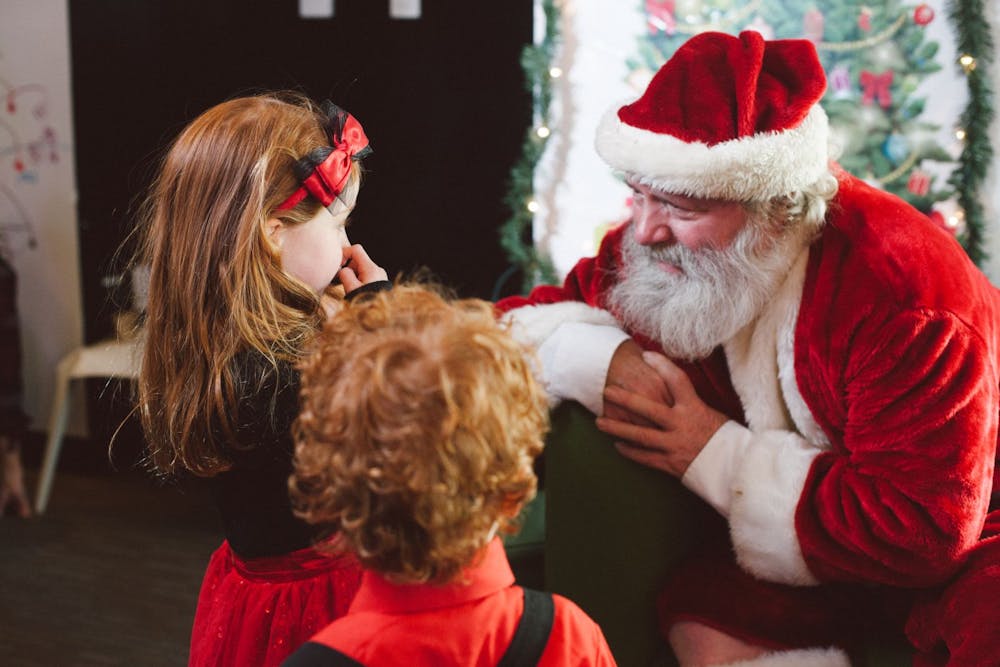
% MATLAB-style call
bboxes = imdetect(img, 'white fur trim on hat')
[595,104,830,201]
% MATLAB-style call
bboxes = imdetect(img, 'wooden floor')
[0,464,220,666]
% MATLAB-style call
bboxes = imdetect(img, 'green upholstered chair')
[534,401,915,667]
[503,487,547,591]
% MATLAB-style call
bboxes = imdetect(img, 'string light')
[526,200,540,213]
[955,128,967,141]
[959,54,976,73]
[536,126,551,138]
[549,66,563,79]
[947,209,965,229]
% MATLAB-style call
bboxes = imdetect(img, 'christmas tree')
[629,0,956,222]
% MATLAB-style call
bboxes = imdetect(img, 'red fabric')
[189,540,362,667]
[794,172,998,587]
[496,170,1000,660]
[656,529,912,658]
[297,538,616,666]
[617,31,826,145]
[907,513,1000,667]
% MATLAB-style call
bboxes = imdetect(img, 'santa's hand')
[603,340,673,427]
[596,351,727,478]
[337,244,388,293]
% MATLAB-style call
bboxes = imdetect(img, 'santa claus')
[499,30,1000,667]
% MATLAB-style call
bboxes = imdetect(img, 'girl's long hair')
[135,92,359,477]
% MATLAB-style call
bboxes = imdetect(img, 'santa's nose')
[633,207,674,246]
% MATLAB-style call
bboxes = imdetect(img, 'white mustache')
[608,217,809,360]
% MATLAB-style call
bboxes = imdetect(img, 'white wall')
[0,0,85,434]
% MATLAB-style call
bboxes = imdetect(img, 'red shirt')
[302,538,616,666]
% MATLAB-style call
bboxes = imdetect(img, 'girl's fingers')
[337,267,361,292]
[341,244,388,283]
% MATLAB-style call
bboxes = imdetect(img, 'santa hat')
[595,30,830,201]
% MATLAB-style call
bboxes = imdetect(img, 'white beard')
[607,216,810,361]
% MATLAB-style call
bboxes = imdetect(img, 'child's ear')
[265,217,285,249]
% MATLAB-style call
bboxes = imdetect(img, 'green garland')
[497,0,559,296]
[946,0,993,264]
[499,0,994,291]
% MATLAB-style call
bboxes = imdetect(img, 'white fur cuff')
[537,322,631,415]
[729,428,822,586]
[502,301,620,351]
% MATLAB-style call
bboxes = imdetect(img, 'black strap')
[498,587,555,667]
[280,641,365,667]
[344,280,392,301]
[281,588,555,667]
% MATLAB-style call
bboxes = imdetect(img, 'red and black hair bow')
[276,101,372,212]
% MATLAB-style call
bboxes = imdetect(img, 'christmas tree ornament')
[858,6,873,32]
[830,64,853,99]
[907,168,931,196]
[645,0,676,35]
[872,41,901,68]
[860,70,893,108]
[913,4,934,26]
[803,8,825,43]
[883,133,909,162]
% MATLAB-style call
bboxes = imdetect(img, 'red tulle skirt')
[189,540,362,667]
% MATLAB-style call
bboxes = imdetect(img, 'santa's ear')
[264,217,285,249]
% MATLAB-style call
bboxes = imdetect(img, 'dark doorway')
[70,0,533,344]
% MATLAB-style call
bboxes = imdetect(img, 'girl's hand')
[337,244,388,293]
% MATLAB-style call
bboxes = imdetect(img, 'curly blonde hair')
[291,284,548,584]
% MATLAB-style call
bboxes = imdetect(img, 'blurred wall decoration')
[1,0,85,433]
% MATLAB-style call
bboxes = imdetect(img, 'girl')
[135,92,388,667]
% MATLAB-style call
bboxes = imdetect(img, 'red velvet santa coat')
[499,172,1000,660]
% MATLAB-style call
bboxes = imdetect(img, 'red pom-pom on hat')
[596,30,831,201]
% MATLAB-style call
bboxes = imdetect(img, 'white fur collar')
[723,248,829,447]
